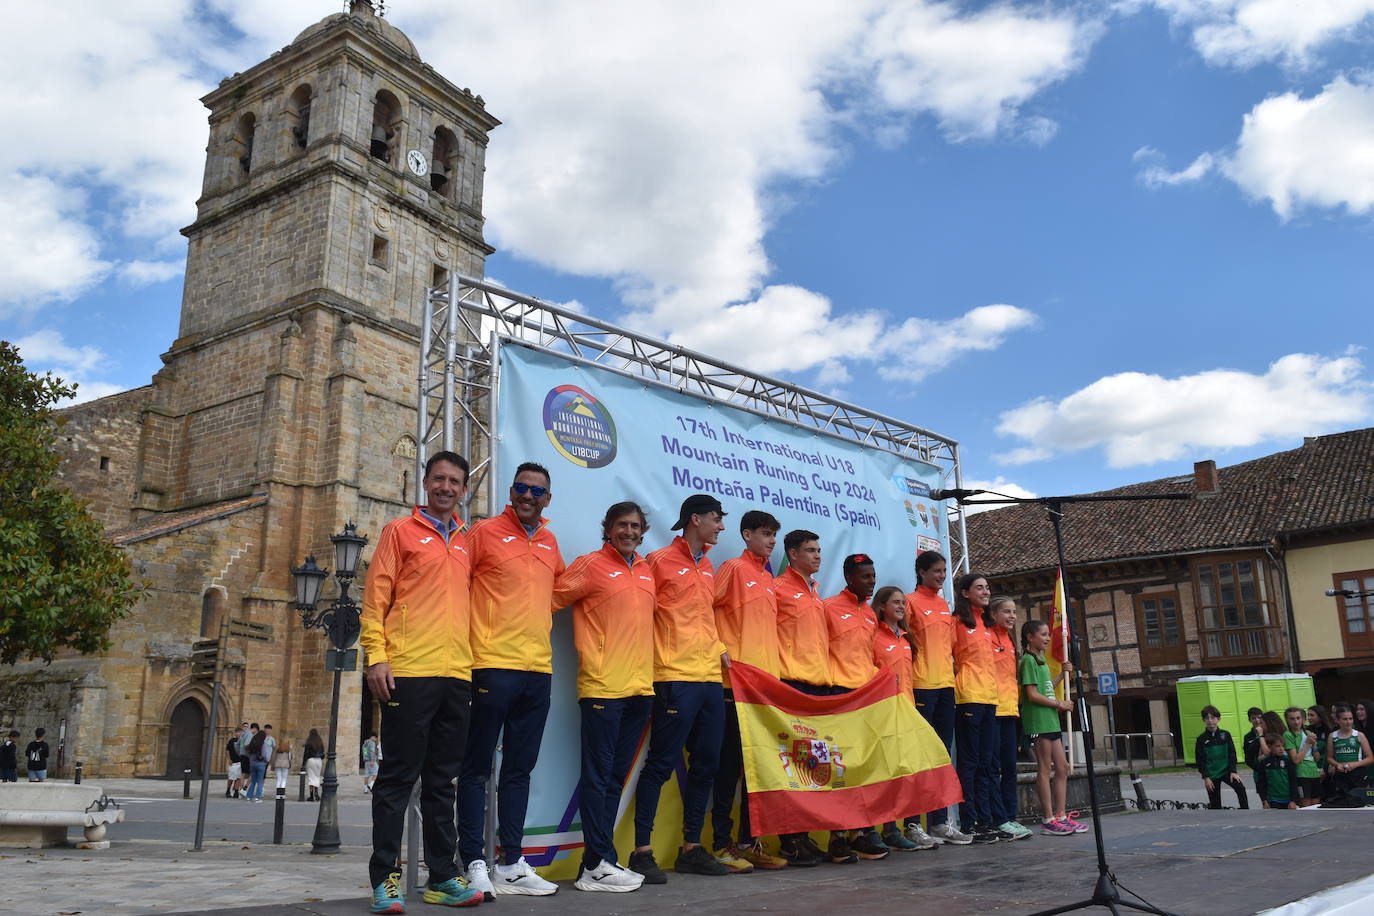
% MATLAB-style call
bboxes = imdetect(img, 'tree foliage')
[0,341,138,664]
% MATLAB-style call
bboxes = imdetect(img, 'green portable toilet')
[1234,676,1264,717]
[1285,674,1317,710]
[1260,674,1292,713]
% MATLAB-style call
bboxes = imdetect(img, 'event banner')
[728,661,961,836]
[492,340,952,875]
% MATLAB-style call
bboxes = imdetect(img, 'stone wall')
[54,386,154,529]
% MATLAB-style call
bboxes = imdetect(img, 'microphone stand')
[953,490,1191,916]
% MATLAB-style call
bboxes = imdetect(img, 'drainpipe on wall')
[1268,539,1301,673]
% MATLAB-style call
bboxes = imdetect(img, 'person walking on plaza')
[244,728,268,802]
[628,494,731,883]
[1,730,19,782]
[905,550,970,846]
[361,733,380,794]
[553,501,656,893]
[272,733,292,792]
[303,729,324,802]
[710,510,787,873]
[361,450,482,913]
[458,462,564,899]
[225,724,244,798]
[823,554,889,862]
[238,723,258,799]
[772,529,830,868]
[987,596,1032,840]
[1195,705,1249,810]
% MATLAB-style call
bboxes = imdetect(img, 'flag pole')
[1057,567,1075,769]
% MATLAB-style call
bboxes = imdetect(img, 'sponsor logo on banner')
[542,384,618,468]
[917,534,942,555]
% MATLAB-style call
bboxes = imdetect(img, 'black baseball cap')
[671,494,727,530]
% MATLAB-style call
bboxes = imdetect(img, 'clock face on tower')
[406,149,429,177]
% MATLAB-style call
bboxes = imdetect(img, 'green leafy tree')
[0,341,138,663]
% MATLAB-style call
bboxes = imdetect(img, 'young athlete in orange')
[952,572,1000,843]
[986,596,1032,840]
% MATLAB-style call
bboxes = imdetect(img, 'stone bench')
[0,782,125,849]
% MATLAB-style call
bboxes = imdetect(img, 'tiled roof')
[966,428,1374,577]
[109,494,268,546]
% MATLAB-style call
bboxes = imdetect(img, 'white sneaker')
[904,823,939,850]
[493,857,559,896]
[929,822,973,845]
[464,859,495,901]
[574,860,643,893]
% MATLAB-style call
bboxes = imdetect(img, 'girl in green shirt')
[1019,620,1076,835]
[1326,704,1372,795]
[1282,706,1322,807]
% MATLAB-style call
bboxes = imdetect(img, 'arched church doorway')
[166,698,206,777]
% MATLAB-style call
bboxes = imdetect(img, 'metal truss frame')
[416,274,970,568]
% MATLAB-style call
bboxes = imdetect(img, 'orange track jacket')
[907,585,956,691]
[553,542,656,699]
[873,621,915,699]
[646,537,726,683]
[825,589,879,690]
[467,506,566,673]
[713,550,781,685]
[775,566,832,687]
[954,615,999,706]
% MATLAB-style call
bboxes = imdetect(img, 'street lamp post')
[291,521,368,855]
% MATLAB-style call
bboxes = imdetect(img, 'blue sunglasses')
[513,482,548,498]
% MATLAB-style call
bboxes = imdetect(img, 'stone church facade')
[0,2,497,777]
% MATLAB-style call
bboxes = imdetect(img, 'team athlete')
[710,510,787,873]
[952,572,1002,843]
[905,550,970,846]
[457,462,565,898]
[870,586,931,851]
[361,450,482,914]
[772,530,830,868]
[824,554,888,862]
[552,501,657,893]
[629,494,732,883]
[986,596,1032,839]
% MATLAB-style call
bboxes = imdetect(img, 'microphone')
[927,488,986,502]
[1326,588,1353,598]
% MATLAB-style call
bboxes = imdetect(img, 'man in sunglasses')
[457,462,566,898]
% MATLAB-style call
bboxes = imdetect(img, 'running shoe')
[1041,819,1075,836]
[739,840,788,869]
[929,822,974,845]
[493,857,559,895]
[882,828,920,851]
[903,823,940,850]
[421,877,482,907]
[1061,812,1090,833]
[462,860,494,901]
[970,824,1000,844]
[370,873,405,914]
[675,843,731,876]
[712,845,755,873]
[627,849,668,884]
[574,860,643,893]
[779,836,823,868]
[851,831,890,860]
[998,820,1033,840]
[827,835,859,864]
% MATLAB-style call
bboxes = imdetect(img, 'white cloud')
[119,260,184,286]
[1133,146,1217,187]
[1134,76,1374,218]
[0,175,112,312]
[959,476,1040,515]
[878,304,1039,382]
[995,352,1373,467]
[13,329,125,405]
[1141,0,1374,68]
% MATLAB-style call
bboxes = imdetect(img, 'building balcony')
[1199,624,1285,667]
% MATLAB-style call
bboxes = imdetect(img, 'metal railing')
[1198,623,1285,666]
[1102,731,1180,770]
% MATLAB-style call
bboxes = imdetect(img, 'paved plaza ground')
[2,773,1370,915]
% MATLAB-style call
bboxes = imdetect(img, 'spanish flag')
[1048,567,1069,699]
[730,661,962,836]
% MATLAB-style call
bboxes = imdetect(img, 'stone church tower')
[2,1,498,777]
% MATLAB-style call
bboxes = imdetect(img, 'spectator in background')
[225,724,245,798]
[25,728,50,782]
[0,730,19,782]
[273,734,293,792]
[304,729,325,802]
[244,727,268,802]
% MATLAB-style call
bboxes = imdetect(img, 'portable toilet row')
[1177,674,1317,764]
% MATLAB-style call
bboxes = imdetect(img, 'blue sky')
[3,0,1372,506]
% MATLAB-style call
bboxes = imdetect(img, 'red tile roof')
[966,428,1374,577]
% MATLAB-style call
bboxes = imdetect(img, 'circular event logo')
[542,385,618,468]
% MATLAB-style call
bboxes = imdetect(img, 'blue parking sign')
[1097,672,1119,695]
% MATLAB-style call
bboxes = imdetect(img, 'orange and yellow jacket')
[907,585,956,691]
[646,537,726,683]
[713,550,780,685]
[775,566,831,686]
[825,589,879,690]
[872,621,915,700]
[467,506,566,673]
[954,614,999,706]
[991,624,1019,717]
[553,542,656,699]
[361,507,473,679]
